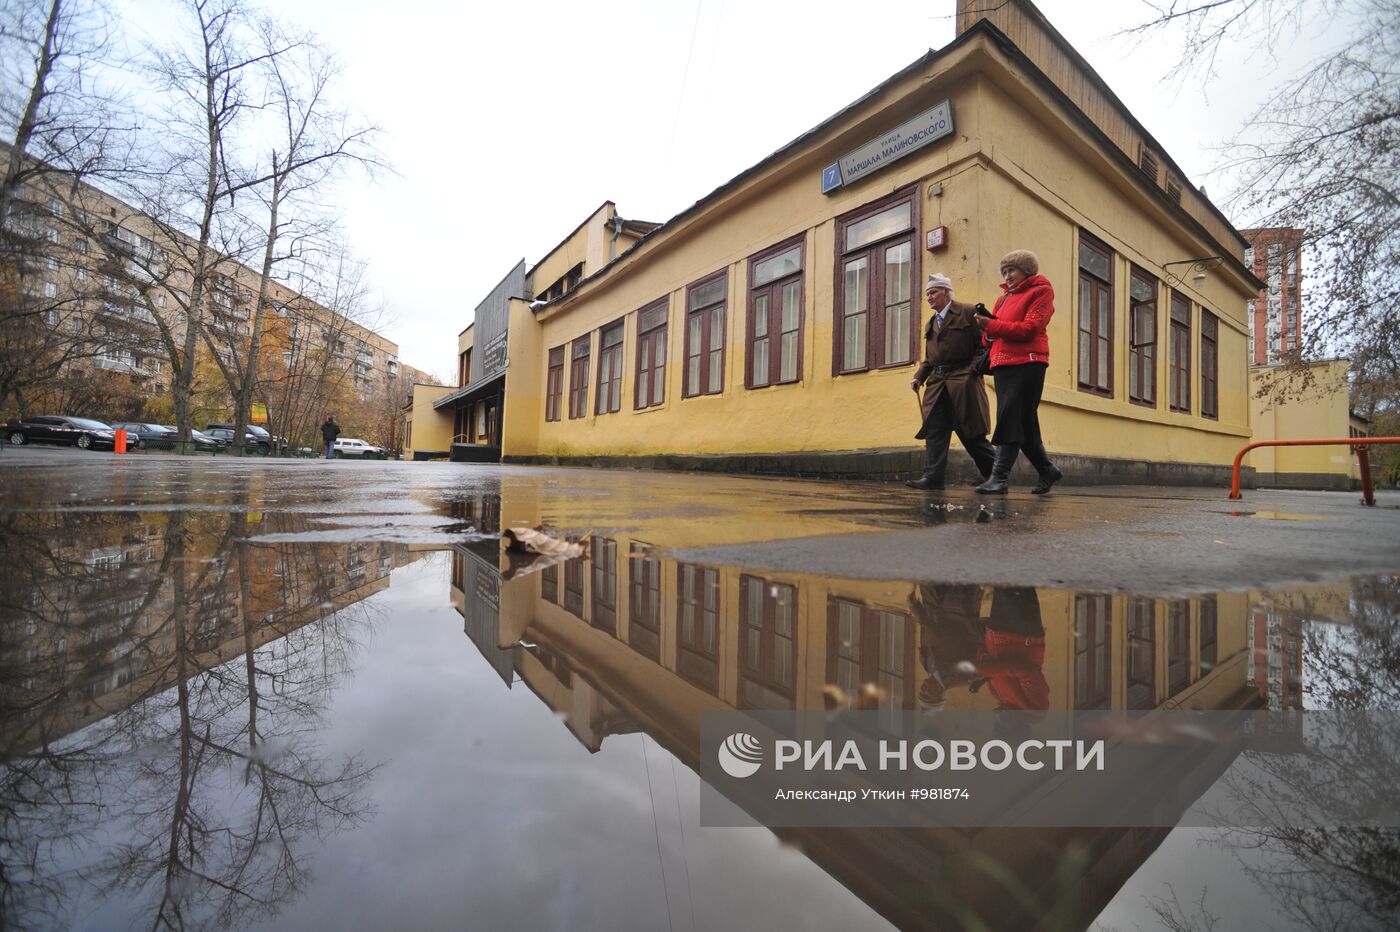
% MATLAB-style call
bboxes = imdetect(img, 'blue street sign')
[820,162,843,195]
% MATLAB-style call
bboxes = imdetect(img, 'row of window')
[544,187,924,421]
[543,190,1224,424]
[543,549,885,710]
[1075,594,1218,711]
[1077,232,1220,420]
[540,546,1225,714]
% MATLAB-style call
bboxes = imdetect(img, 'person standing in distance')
[974,250,1063,494]
[906,273,996,490]
[321,414,340,460]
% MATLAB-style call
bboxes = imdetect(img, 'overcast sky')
[117,0,1351,379]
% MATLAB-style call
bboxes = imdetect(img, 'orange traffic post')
[114,429,126,454]
[1358,446,1376,507]
[1229,437,1399,506]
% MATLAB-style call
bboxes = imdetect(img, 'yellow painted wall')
[504,34,1255,468]
[404,384,455,457]
[501,298,545,458]
[1249,360,1355,481]
[528,202,616,295]
[973,69,1252,467]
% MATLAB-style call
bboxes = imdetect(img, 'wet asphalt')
[3,445,1396,596]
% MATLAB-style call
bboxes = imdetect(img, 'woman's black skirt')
[991,362,1048,447]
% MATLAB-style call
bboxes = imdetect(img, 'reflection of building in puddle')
[1247,580,1353,711]
[2,509,430,928]
[444,525,1350,931]
[0,510,424,752]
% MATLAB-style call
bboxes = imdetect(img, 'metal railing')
[1229,437,1398,507]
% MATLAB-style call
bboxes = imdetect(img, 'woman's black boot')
[975,444,1018,494]
[1031,464,1063,495]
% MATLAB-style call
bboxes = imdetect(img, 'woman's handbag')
[971,296,1003,377]
[972,346,992,377]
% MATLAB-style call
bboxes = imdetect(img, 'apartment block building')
[2,148,409,438]
[1240,227,1304,365]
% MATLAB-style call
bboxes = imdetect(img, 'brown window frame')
[627,543,661,660]
[746,236,805,389]
[739,574,799,710]
[590,537,617,635]
[1167,599,1191,695]
[541,562,558,604]
[563,550,585,618]
[1199,595,1218,670]
[634,299,668,410]
[458,348,472,387]
[1074,594,1111,710]
[1169,291,1192,413]
[1128,266,1157,407]
[1126,597,1156,710]
[1200,310,1219,420]
[1077,233,1114,397]
[683,270,727,398]
[567,335,591,420]
[825,596,916,712]
[833,185,920,375]
[594,318,624,416]
[545,345,564,422]
[676,563,720,694]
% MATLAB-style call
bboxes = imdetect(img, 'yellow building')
[402,382,455,460]
[1249,359,1366,490]
[422,0,1262,484]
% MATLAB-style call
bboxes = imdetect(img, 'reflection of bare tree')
[1,505,385,929]
[1,508,169,928]
[1300,578,1400,711]
[1205,579,1400,931]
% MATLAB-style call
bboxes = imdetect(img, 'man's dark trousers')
[921,391,996,484]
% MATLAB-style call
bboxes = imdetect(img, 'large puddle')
[1,470,1397,930]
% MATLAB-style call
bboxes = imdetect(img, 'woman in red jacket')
[974,250,1064,494]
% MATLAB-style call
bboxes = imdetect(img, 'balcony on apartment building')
[94,352,151,376]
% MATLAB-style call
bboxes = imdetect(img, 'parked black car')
[110,422,222,452]
[5,416,117,450]
[109,422,171,450]
[203,427,268,451]
[205,422,273,452]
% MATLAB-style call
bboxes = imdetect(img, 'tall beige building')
[3,147,416,442]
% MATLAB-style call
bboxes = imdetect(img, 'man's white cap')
[925,273,953,293]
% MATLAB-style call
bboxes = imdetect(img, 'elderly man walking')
[906,273,996,491]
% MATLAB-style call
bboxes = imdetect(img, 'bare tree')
[0,0,127,224]
[133,0,298,442]
[1123,1,1400,409]
[200,22,378,455]
[0,0,138,415]
[1,505,386,929]
[263,239,384,448]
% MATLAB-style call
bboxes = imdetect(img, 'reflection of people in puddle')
[974,586,1049,714]
[911,584,1049,714]
[910,583,985,709]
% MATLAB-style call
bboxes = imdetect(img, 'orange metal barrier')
[114,429,127,454]
[1229,437,1399,506]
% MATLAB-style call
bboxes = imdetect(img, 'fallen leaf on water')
[502,526,588,558]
